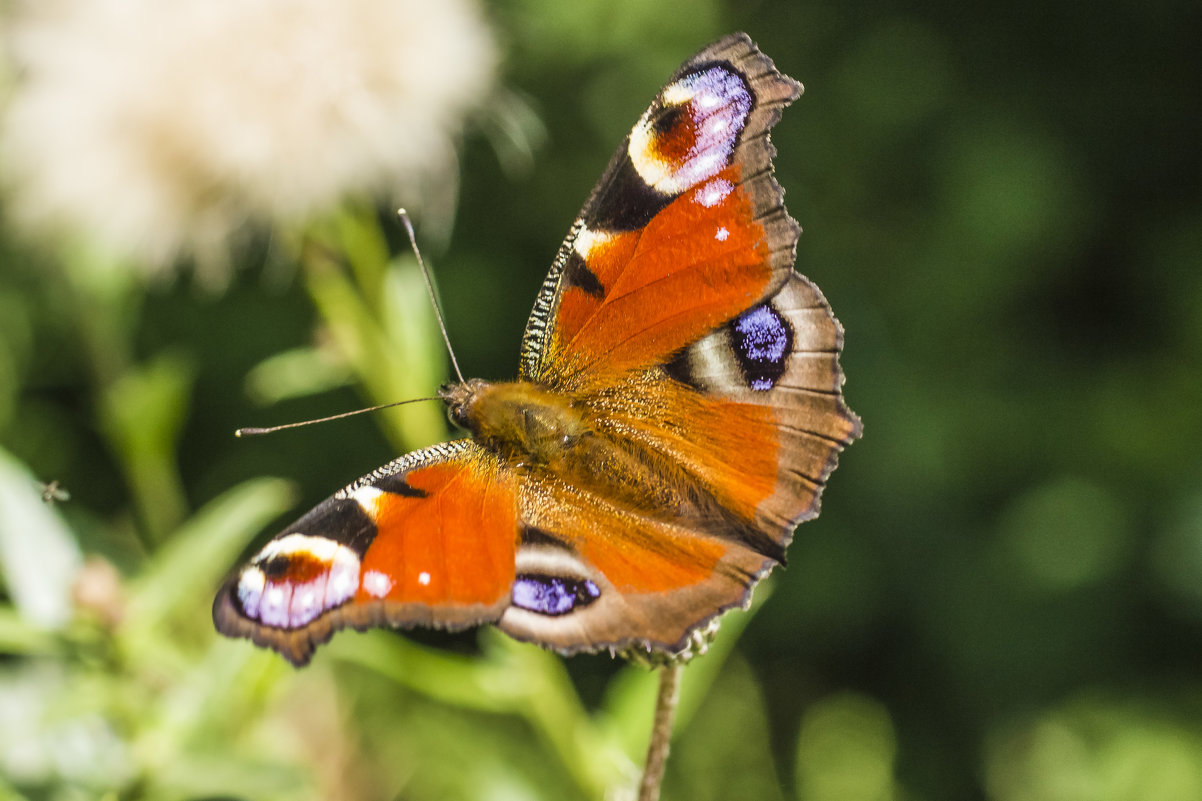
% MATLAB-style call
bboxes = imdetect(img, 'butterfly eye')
[439,381,477,428]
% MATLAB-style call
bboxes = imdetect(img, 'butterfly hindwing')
[499,473,770,654]
[666,273,862,536]
[213,441,519,665]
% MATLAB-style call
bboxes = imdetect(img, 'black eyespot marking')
[652,102,688,137]
[662,346,697,389]
[374,474,429,498]
[729,304,793,391]
[564,251,605,298]
[520,527,573,549]
[585,153,675,231]
[512,574,601,616]
[260,555,292,579]
[281,498,378,557]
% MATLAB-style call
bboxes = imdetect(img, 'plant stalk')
[638,663,683,801]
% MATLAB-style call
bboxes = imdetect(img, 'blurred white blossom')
[1,0,496,274]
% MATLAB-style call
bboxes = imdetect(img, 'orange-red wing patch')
[501,473,770,654]
[574,507,727,596]
[518,35,802,387]
[647,393,782,525]
[358,460,518,607]
[213,442,520,666]
[550,168,775,382]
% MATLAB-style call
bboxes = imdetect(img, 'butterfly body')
[442,379,590,471]
[215,34,861,666]
[444,377,734,532]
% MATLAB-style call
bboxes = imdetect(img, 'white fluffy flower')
[1,0,496,272]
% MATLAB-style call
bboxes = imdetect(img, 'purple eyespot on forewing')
[668,67,752,186]
[679,66,753,129]
[512,574,601,616]
[730,304,793,391]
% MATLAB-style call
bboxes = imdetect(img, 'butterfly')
[214,33,861,666]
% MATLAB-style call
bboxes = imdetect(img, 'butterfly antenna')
[235,397,439,437]
[397,209,465,384]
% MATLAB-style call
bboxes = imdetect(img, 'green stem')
[638,664,683,801]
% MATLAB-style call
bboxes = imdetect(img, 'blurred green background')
[2,0,1200,799]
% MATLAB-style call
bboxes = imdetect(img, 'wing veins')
[561,290,753,380]
[777,422,854,447]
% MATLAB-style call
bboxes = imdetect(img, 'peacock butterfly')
[214,33,861,666]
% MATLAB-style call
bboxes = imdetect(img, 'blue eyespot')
[730,304,792,391]
[512,574,601,616]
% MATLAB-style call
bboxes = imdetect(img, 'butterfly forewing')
[518,33,802,387]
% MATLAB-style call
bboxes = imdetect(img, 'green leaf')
[98,353,196,541]
[244,346,352,405]
[0,606,58,655]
